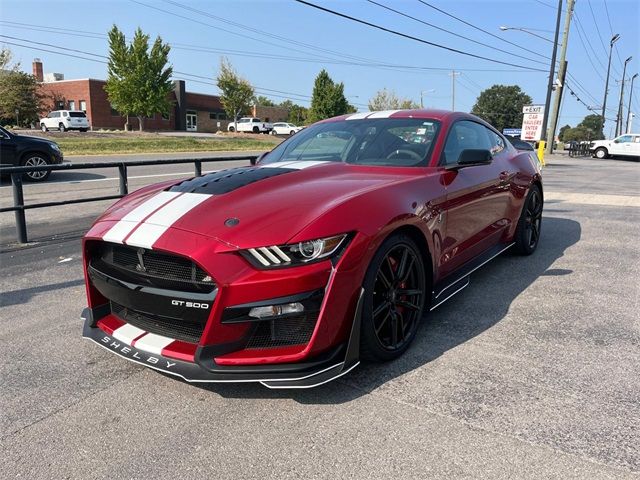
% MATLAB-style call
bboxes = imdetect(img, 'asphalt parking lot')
[1,154,638,479]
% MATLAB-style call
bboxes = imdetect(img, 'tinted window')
[442,120,492,165]
[263,118,441,168]
[69,112,86,118]
[617,135,632,143]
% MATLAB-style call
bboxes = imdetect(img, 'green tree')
[105,25,173,131]
[255,95,275,107]
[216,58,255,130]
[368,88,419,111]
[558,124,571,142]
[576,114,604,140]
[307,69,353,123]
[279,100,308,125]
[0,48,43,126]
[471,84,532,133]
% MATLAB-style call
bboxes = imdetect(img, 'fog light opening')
[248,302,304,319]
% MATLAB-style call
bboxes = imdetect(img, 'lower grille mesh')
[111,303,204,343]
[246,314,317,349]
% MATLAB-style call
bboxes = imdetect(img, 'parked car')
[0,126,64,181]
[270,122,303,136]
[505,135,535,151]
[40,110,90,132]
[589,134,640,159]
[81,110,542,388]
[227,117,272,134]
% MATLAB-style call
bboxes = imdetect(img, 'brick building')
[34,60,232,132]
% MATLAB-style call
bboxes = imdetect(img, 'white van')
[40,110,90,132]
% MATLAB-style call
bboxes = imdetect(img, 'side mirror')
[455,149,493,167]
[251,151,269,166]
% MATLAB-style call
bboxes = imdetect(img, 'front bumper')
[82,289,363,388]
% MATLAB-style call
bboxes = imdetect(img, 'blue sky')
[1,0,638,136]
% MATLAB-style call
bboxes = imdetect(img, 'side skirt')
[430,242,514,311]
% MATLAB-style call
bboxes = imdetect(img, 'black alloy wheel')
[361,234,426,361]
[514,185,543,255]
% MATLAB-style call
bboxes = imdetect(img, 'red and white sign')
[520,105,545,141]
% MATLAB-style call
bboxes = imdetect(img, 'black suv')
[0,126,64,181]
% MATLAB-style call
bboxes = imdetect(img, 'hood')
[98,161,419,249]
[15,133,57,147]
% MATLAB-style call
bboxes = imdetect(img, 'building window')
[79,100,86,112]
[209,112,216,120]
[68,100,75,110]
[56,100,65,110]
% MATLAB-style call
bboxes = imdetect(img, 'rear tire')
[58,123,67,132]
[360,233,427,362]
[252,126,259,133]
[594,147,608,159]
[228,126,235,132]
[514,185,543,255]
[41,124,48,132]
[22,154,51,182]
[79,128,88,132]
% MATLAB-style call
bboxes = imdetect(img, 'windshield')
[69,112,87,118]
[262,118,441,167]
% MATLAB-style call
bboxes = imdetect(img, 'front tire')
[360,233,427,362]
[22,154,51,182]
[514,185,543,255]
[252,126,259,133]
[594,147,608,159]
[41,124,48,132]
[228,126,235,132]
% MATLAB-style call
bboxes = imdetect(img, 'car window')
[487,128,506,154]
[239,118,248,123]
[441,120,492,166]
[69,112,86,118]
[262,118,441,167]
[617,135,632,143]
[634,136,640,143]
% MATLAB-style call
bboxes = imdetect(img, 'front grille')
[246,314,317,349]
[98,243,215,293]
[111,302,205,343]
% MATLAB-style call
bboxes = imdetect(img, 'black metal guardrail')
[0,155,257,244]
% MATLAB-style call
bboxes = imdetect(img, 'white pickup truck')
[227,117,272,134]
[589,134,640,159]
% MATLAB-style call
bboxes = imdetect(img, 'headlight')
[50,143,61,152]
[242,234,349,268]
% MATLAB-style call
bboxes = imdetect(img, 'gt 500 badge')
[171,300,209,309]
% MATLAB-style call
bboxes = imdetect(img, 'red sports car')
[81,110,543,388]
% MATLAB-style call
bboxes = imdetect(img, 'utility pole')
[625,73,638,133]
[449,70,460,111]
[546,0,574,154]
[601,34,620,127]
[540,0,563,148]
[616,56,632,136]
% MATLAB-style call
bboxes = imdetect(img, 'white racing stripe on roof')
[345,112,372,120]
[124,192,210,249]
[112,323,146,345]
[273,160,330,170]
[367,109,402,118]
[134,333,175,355]
[102,191,182,244]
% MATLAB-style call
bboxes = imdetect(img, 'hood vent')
[168,167,297,195]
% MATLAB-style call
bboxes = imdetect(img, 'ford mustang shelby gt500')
[82,110,543,388]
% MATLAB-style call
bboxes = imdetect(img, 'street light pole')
[499,26,554,43]
[616,56,633,136]
[601,34,620,127]
[625,73,638,133]
[540,0,563,149]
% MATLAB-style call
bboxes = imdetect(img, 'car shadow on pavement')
[0,172,106,185]
[191,216,582,403]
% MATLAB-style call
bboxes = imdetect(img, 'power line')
[586,0,609,59]
[294,0,545,71]
[0,20,545,74]
[416,0,550,60]
[571,17,606,82]
[365,0,547,66]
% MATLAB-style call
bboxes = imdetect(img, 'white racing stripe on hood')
[102,191,182,244]
[270,160,330,170]
[124,192,210,249]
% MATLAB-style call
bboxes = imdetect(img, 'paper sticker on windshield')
[416,128,427,135]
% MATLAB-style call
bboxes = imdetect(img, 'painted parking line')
[545,191,640,207]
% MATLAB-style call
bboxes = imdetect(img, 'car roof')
[320,109,483,124]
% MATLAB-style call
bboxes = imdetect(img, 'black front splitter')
[81,289,363,389]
